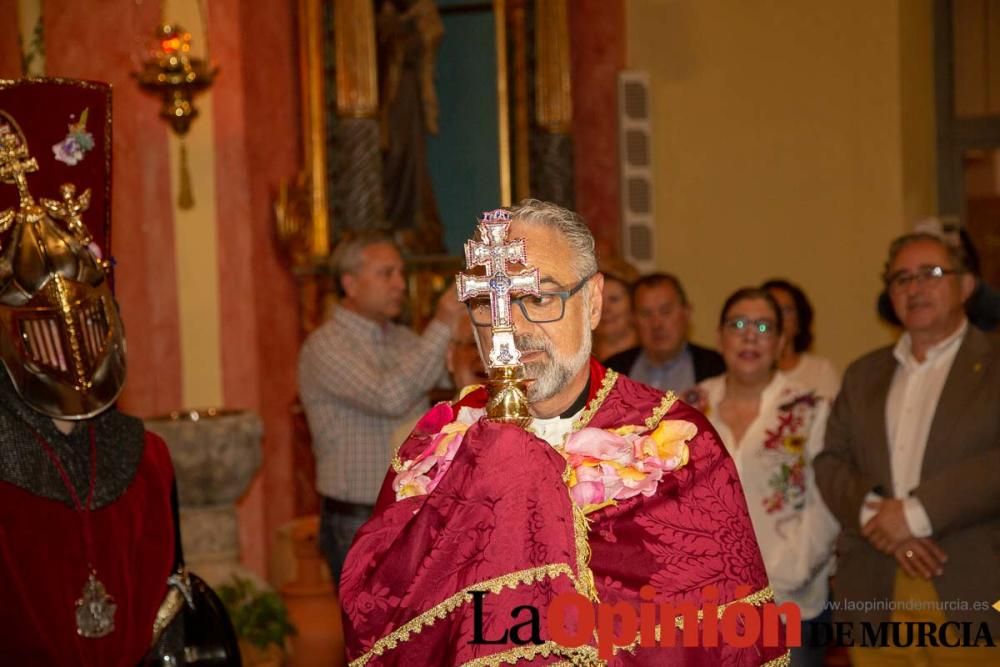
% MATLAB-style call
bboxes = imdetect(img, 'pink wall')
[209,0,301,575]
[0,0,19,79]
[570,0,626,256]
[44,0,183,417]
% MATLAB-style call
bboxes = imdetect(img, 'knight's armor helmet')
[0,79,125,419]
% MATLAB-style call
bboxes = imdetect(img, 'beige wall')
[626,0,937,368]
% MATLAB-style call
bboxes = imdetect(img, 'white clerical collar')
[531,408,584,448]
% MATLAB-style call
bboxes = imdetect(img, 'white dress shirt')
[859,320,969,536]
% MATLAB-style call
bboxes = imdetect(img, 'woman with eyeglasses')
[762,279,841,401]
[694,287,840,667]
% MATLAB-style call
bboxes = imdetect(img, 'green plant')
[217,576,296,650]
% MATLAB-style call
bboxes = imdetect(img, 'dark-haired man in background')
[605,272,724,394]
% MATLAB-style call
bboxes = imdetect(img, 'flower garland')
[394,403,483,500]
[393,401,696,513]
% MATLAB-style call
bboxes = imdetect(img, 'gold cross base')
[485,365,532,428]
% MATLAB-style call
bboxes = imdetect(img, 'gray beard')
[516,327,592,404]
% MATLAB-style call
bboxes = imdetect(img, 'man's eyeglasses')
[467,274,593,325]
[722,317,778,337]
[885,265,960,293]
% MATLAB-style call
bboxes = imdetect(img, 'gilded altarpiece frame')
[280,0,577,334]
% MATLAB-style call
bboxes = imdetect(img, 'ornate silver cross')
[456,209,539,367]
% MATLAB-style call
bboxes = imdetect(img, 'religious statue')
[377,0,446,255]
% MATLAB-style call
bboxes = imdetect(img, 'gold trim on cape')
[569,369,618,436]
[560,367,618,604]
[763,651,792,667]
[569,487,597,602]
[348,564,577,667]
[644,391,678,431]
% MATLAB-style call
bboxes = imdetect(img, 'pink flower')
[632,435,656,459]
[393,456,437,499]
[562,420,695,508]
[598,463,625,500]
[565,427,632,465]
[411,419,468,462]
[392,405,484,502]
[415,402,455,436]
[569,465,605,506]
[614,465,663,499]
[647,420,694,469]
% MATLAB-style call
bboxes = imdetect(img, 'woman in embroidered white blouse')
[695,287,840,667]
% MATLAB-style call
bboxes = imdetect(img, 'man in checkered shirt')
[298,232,465,584]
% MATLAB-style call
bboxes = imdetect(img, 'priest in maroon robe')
[340,200,789,666]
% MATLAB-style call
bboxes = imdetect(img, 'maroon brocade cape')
[341,360,788,666]
[0,432,175,666]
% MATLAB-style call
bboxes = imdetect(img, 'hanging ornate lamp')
[133,23,217,209]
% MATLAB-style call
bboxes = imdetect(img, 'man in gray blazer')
[815,232,999,665]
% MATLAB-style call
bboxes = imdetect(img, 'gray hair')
[883,232,969,283]
[330,231,399,296]
[507,199,598,280]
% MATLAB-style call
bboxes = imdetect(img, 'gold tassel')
[572,501,598,602]
[564,462,599,603]
[178,140,195,210]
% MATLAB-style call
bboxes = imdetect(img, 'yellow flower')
[613,463,647,482]
[649,419,696,466]
[397,482,424,499]
[442,421,471,435]
[783,435,805,455]
[610,424,644,437]
[457,384,484,400]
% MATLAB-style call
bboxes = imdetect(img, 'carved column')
[332,0,385,233]
[531,0,574,208]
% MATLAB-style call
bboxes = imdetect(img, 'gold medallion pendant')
[75,571,116,638]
